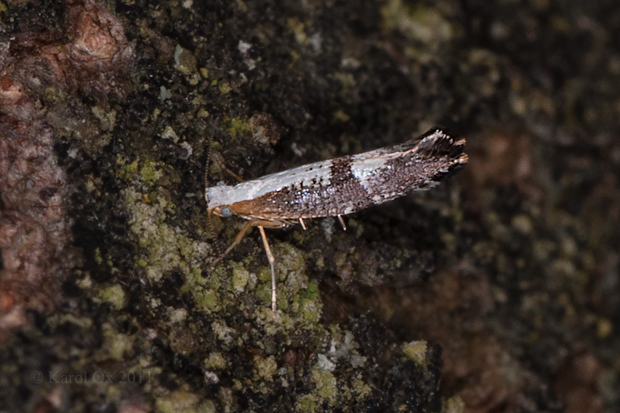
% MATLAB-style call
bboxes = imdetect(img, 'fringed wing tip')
[417,127,467,159]
[421,127,468,181]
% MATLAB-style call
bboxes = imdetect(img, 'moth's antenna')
[205,135,223,260]
[204,134,213,191]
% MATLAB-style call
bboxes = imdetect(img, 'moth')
[206,127,468,314]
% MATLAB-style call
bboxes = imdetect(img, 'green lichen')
[94,247,103,265]
[160,125,180,143]
[253,267,275,307]
[402,340,428,369]
[311,366,338,405]
[296,395,319,413]
[48,314,93,329]
[231,262,250,292]
[301,280,319,300]
[299,287,321,323]
[44,86,69,104]
[91,106,117,131]
[76,275,92,289]
[155,389,217,413]
[333,109,350,122]
[382,0,453,45]
[218,81,232,95]
[276,242,306,273]
[98,323,134,361]
[287,17,307,44]
[232,241,325,324]
[98,284,127,311]
[254,355,278,381]
[211,320,237,346]
[223,115,253,139]
[122,186,191,280]
[174,44,197,75]
[193,288,221,313]
[203,352,228,370]
[351,377,372,399]
[182,262,223,313]
[140,160,163,185]
[117,157,139,178]
[442,396,465,413]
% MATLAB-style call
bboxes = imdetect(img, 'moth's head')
[210,205,234,218]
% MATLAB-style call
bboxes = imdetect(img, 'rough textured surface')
[1,0,619,412]
[0,0,132,342]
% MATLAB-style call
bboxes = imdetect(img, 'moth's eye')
[220,206,232,217]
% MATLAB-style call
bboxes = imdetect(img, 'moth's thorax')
[205,183,238,209]
[206,127,468,221]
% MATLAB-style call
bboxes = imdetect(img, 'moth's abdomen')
[230,128,468,220]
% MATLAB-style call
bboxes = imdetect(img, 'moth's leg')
[210,221,253,267]
[257,226,277,315]
[212,152,244,183]
[212,218,283,314]
[299,217,307,230]
[222,165,244,183]
[338,215,347,231]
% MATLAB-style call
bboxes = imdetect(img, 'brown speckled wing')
[230,127,468,221]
